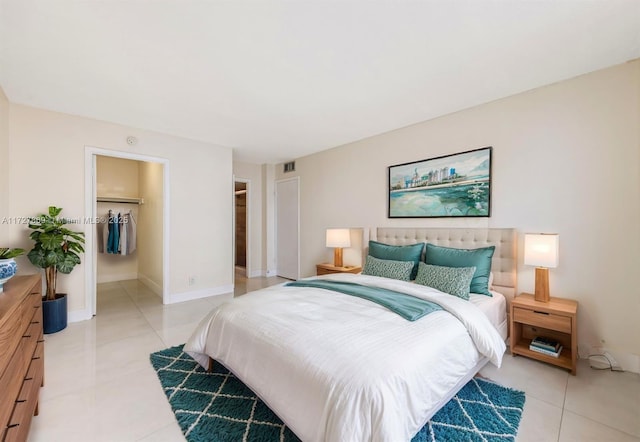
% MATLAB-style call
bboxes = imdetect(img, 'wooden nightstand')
[316,263,362,276]
[510,293,578,375]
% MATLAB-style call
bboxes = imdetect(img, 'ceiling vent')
[283,161,295,173]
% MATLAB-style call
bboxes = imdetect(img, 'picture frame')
[388,146,492,218]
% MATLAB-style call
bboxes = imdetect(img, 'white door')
[275,177,299,280]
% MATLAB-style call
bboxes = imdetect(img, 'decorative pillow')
[368,240,424,279]
[414,263,477,300]
[424,244,495,296]
[362,255,414,281]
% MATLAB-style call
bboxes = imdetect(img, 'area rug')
[150,345,525,442]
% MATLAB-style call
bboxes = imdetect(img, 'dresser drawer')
[2,423,20,442]
[3,400,31,442]
[513,307,571,333]
[22,320,42,342]
[0,348,27,431]
[1,333,43,441]
[1,340,43,442]
[0,332,40,429]
[23,291,42,313]
[0,295,40,373]
[17,341,44,401]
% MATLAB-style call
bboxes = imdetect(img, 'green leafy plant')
[0,248,25,259]
[27,206,85,301]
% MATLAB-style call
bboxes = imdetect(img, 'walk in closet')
[96,156,164,303]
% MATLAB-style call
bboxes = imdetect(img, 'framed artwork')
[388,146,492,218]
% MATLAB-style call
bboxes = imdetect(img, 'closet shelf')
[97,196,144,205]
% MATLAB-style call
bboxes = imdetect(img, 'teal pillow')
[424,244,495,296]
[368,240,424,279]
[362,255,414,281]
[414,263,476,300]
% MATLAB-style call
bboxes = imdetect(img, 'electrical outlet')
[188,276,196,286]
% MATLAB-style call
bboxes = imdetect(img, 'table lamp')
[326,229,351,268]
[524,233,559,302]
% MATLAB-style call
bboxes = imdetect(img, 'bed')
[185,227,516,441]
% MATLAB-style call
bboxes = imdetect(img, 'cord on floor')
[587,353,625,372]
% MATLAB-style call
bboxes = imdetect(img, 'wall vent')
[283,161,295,173]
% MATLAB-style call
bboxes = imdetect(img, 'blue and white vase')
[0,258,18,292]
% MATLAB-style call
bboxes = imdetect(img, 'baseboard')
[97,273,138,284]
[615,352,640,374]
[138,273,163,296]
[166,284,234,304]
[265,270,277,277]
[68,308,92,323]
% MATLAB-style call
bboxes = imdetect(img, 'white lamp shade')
[326,229,351,248]
[524,233,559,268]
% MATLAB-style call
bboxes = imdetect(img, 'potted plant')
[27,206,85,334]
[0,247,25,292]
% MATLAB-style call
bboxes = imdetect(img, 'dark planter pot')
[42,293,67,334]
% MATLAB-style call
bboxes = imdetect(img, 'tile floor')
[28,276,639,442]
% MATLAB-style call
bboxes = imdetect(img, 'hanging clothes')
[120,213,128,255]
[107,212,120,254]
[97,211,110,253]
[121,210,137,255]
[127,210,137,254]
[98,208,137,255]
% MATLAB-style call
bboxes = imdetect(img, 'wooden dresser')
[0,275,44,441]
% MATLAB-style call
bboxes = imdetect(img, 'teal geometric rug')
[150,345,525,442]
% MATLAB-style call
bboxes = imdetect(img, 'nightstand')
[316,263,362,276]
[510,293,578,375]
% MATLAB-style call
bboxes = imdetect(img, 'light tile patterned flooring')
[28,275,639,441]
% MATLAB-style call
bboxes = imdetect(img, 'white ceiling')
[1,1,638,164]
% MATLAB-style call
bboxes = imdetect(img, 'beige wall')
[277,61,640,370]
[138,161,164,293]
[262,164,277,276]
[96,156,140,283]
[233,161,264,277]
[0,88,9,245]
[7,104,233,313]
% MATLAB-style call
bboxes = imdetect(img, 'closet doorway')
[234,181,248,277]
[84,148,169,316]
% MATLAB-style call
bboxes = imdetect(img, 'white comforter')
[184,273,506,442]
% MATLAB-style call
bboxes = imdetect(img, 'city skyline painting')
[388,147,492,218]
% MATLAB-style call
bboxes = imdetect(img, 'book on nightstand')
[531,336,561,352]
[529,343,563,358]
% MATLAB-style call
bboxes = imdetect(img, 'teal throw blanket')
[285,280,442,321]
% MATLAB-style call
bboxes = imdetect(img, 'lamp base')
[333,248,343,268]
[534,267,550,302]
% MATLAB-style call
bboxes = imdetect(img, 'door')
[234,182,247,268]
[275,177,299,280]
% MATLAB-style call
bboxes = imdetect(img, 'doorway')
[234,181,248,277]
[84,147,170,317]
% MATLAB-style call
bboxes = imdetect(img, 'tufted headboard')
[369,227,517,300]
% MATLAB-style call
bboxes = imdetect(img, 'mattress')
[469,290,508,340]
